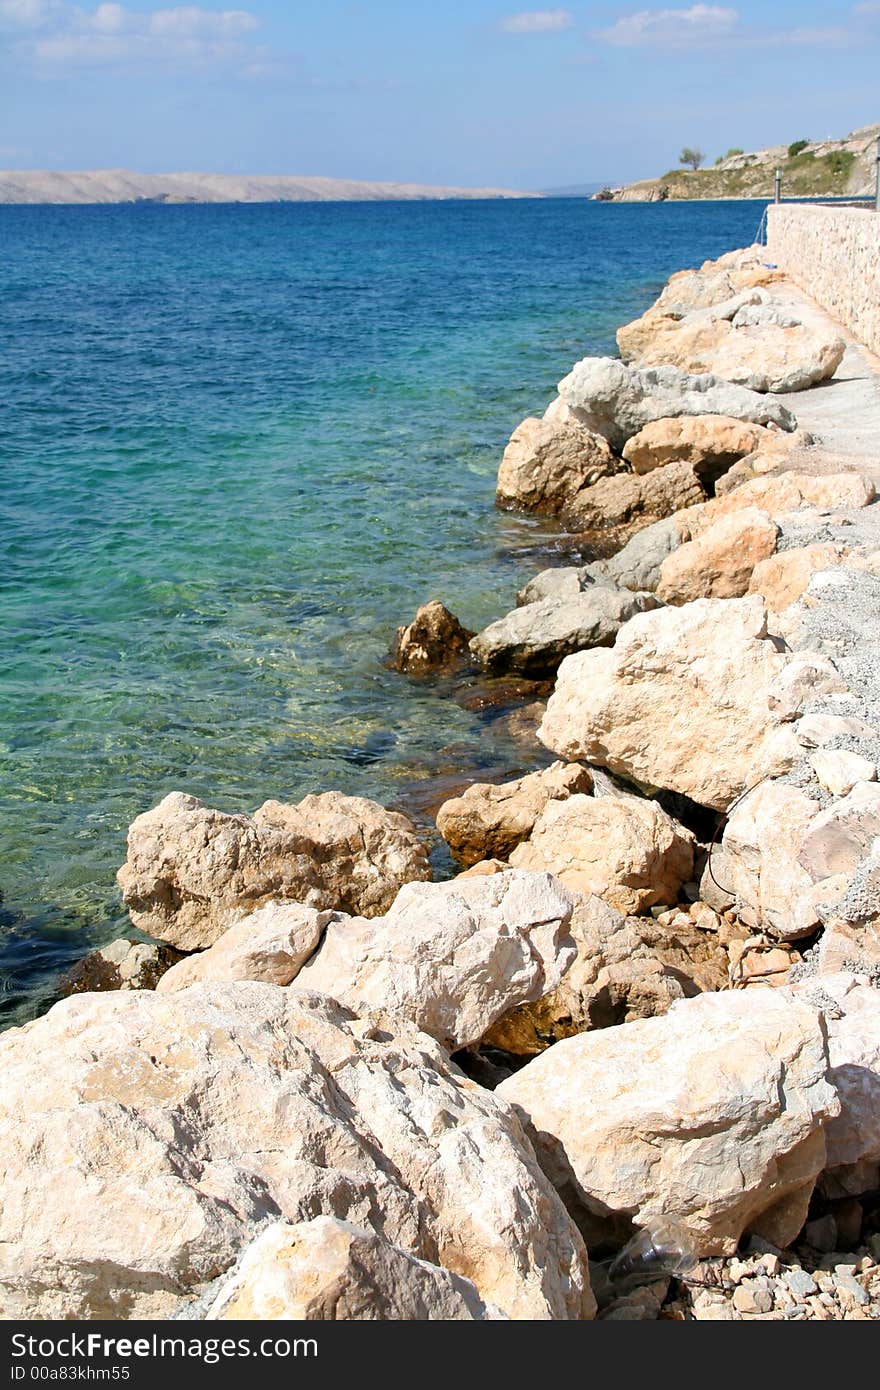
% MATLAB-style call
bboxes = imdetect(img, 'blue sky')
[1,2,878,186]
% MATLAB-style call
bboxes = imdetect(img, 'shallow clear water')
[0,196,762,1021]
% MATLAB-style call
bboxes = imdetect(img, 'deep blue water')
[0,196,762,1022]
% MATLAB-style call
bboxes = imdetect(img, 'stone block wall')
[767,204,880,356]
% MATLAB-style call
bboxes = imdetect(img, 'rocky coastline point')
[4,241,880,1322]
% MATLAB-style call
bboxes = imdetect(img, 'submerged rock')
[389,601,474,675]
[117,789,431,951]
[497,989,839,1255]
[435,761,593,866]
[59,938,180,996]
[0,983,593,1320]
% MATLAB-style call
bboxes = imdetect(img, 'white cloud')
[0,0,54,25]
[0,1,264,66]
[598,5,737,46]
[499,9,574,34]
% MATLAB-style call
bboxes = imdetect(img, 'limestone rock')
[157,902,331,993]
[295,870,577,1051]
[497,989,838,1255]
[516,566,596,606]
[205,1217,504,1321]
[117,790,431,951]
[621,414,775,480]
[496,414,619,515]
[59,939,179,996]
[797,783,880,883]
[557,358,796,452]
[682,472,875,537]
[508,793,694,915]
[701,324,846,394]
[748,544,847,611]
[562,459,706,537]
[435,761,593,867]
[389,601,474,675]
[538,596,804,812]
[656,507,779,604]
[811,750,877,798]
[592,515,684,592]
[791,974,880,1176]
[0,984,592,1320]
[633,319,845,394]
[484,895,729,1055]
[710,782,823,940]
[469,588,661,676]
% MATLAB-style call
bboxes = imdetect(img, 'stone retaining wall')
[767,204,880,356]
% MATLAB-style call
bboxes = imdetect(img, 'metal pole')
[774,169,782,204]
[875,136,880,213]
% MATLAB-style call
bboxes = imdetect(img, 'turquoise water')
[0,197,762,1021]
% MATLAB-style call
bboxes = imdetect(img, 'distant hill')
[0,169,539,205]
[597,125,879,203]
[541,182,606,197]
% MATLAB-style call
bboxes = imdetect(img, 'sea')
[0,196,763,1023]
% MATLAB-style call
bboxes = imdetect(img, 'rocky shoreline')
[3,243,880,1322]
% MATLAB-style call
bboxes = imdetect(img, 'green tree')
[679,147,705,171]
[788,139,810,158]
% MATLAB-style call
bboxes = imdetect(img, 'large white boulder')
[497,989,838,1254]
[538,596,816,812]
[117,790,431,950]
[0,984,592,1320]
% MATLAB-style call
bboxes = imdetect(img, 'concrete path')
[769,279,880,479]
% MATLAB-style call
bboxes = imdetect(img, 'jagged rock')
[157,902,331,993]
[469,588,661,676]
[562,459,707,537]
[435,761,593,867]
[484,895,729,1055]
[797,782,880,882]
[621,414,775,480]
[59,939,180,996]
[748,544,847,611]
[0,984,593,1320]
[557,358,796,452]
[656,507,779,604]
[516,566,601,607]
[496,413,619,515]
[508,793,693,915]
[732,304,801,329]
[811,750,877,798]
[295,870,577,1051]
[791,974,880,1176]
[708,782,824,941]
[497,989,839,1255]
[765,652,848,722]
[592,515,684,592]
[117,790,431,951]
[631,318,845,394]
[681,472,875,537]
[538,596,807,812]
[700,324,846,394]
[389,601,474,675]
[205,1218,505,1321]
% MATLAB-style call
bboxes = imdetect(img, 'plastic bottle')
[605,1215,699,1290]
